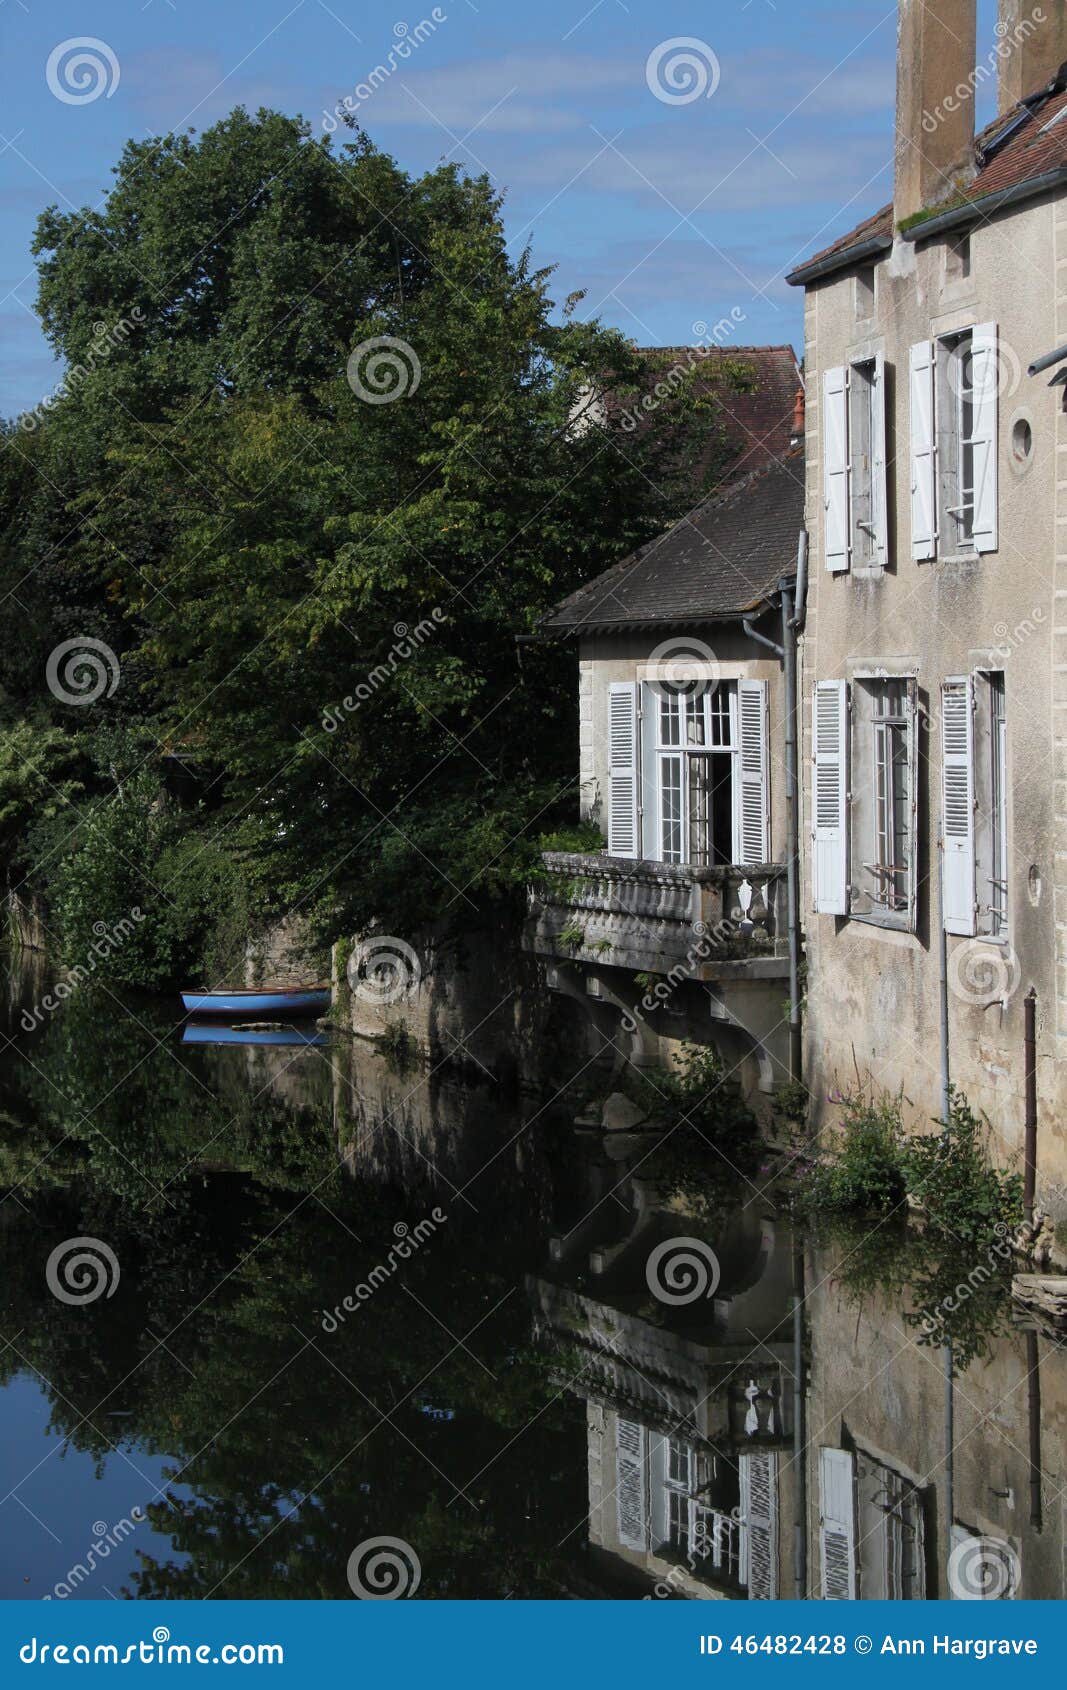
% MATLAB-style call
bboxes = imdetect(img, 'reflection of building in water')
[529,1141,801,1599]
[808,1244,1067,1601]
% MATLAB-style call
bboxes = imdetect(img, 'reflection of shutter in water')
[615,1417,648,1551]
[819,1447,857,1599]
[740,1450,778,1599]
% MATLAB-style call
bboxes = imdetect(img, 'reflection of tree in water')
[808,1215,1014,1374]
[0,996,592,1598]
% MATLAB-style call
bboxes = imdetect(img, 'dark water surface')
[0,956,1063,1601]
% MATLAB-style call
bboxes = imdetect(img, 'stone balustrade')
[526,850,788,978]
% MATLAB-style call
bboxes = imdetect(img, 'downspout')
[1024,987,1038,1225]
[792,1240,807,1598]
[937,846,951,1126]
[741,577,803,1087]
[780,574,802,1086]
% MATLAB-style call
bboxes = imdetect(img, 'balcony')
[526,850,789,981]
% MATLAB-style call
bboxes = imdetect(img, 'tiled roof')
[540,445,804,636]
[787,78,1067,285]
[630,344,800,483]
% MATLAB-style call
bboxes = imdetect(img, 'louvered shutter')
[971,322,999,554]
[736,679,769,865]
[942,677,976,935]
[910,340,937,560]
[819,1448,857,1599]
[608,682,639,858]
[740,1450,779,1599]
[823,365,850,572]
[812,680,849,914]
[871,351,888,568]
[615,1417,648,1551]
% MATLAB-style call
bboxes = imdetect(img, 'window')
[849,359,879,566]
[910,324,998,560]
[853,678,916,923]
[642,678,769,868]
[938,331,977,552]
[811,676,918,929]
[942,671,1008,937]
[822,355,887,573]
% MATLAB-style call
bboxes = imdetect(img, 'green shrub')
[801,1092,908,1212]
[902,1088,1022,1247]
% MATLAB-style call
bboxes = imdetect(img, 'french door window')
[654,682,737,867]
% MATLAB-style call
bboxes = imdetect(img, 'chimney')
[791,388,805,443]
[998,1,1067,113]
[894,0,978,225]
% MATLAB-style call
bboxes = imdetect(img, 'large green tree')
[4,107,746,951]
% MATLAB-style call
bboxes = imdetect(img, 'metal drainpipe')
[1027,1329,1043,1533]
[944,1341,954,1589]
[780,576,802,1085]
[937,839,951,1127]
[1024,988,1038,1225]
[792,1241,807,1598]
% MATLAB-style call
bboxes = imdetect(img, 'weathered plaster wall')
[801,200,1067,1221]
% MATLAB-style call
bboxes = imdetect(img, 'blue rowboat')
[182,1023,328,1047]
[180,987,330,1018]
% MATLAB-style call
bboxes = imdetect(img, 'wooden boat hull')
[180,989,330,1018]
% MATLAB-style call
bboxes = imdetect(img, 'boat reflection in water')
[181,1024,329,1048]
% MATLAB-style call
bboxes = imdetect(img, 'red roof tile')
[788,79,1067,285]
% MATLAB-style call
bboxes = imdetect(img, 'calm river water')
[0,955,1062,1600]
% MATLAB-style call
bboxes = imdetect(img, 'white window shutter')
[942,676,976,935]
[909,340,937,561]
[872,351,889,568]
[812,680,849,915]
[971,322,999,554]
[736,678,769,865]
[823,365,850,573]
[819,1448,857,1599]
[607,682,639,858]
[615,1417,648,1551]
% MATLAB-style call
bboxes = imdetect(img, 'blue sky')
[1,0,1003,416]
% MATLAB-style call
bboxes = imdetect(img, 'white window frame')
[912,323,998,562]
[823,354,887,574]
[849,675,919,932]
[647,680,768,868]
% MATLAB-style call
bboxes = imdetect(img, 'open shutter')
[607,682,638,858]
[971,322,999,554]
[812,680,849,914]
[871,351,888,568]
[819,1448,857,1599]
[942,677,976,935]
[740,1450,779,1600]
[615,1417,648,1551]
[737,678,769,864]
[823,365,850,572]
[909,340,937,560]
